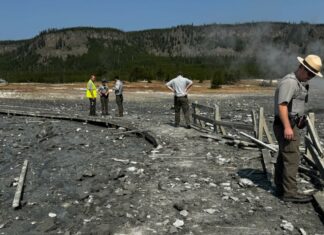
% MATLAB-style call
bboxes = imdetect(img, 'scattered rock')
[83,170,95,177]
[48,212,57,218]
[238,178,255,188]
[179,210,189,217]
[36,218,57,233]
[173,201,186,211]
[280,220,294,232]
[204,208,216,214]
[126,166,137,172]
[173,219,184,228]
[169,226,178,234]
[299,228,307,235]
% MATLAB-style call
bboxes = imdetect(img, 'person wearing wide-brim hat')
[273,54,322,203]
[98,78,110,115]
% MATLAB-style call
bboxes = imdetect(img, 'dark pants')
[174,96,190,126]
[273,122,300,197]
[116,95,123,117]
[89,98,96,116]
[100,96,109,115]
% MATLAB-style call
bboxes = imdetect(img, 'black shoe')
[174,124,179,127]
[273,187,283,197]
[185,125,191,129]
[280,194,313,203]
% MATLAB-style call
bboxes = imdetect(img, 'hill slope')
[1,22,324,83]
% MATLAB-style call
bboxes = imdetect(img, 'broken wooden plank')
[12,160,28,209]
[192,102,215,113]
[239,131,278,152]
[261,149,274,184]
[298,165,323,186]
[192,114,254,131]
[305,112,315,160]
[313,191,324,216]
[251,110,258,138]
[305,135,324,179]
[256,107,274,144]
[192,102,204,127]
[306,115,324,158]
[190,124,210,133]
[0,108,159,148]
[214,104,226,135]
[262,117,274,144]
[113,129,148,135]
[200,133,223,141]
[302,153,317,168]
[258,107,264,141]
[192,102,197,125]
[200,134,257,147]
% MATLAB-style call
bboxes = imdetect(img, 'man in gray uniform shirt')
[273,54,322,203]
[166,74,193,128]
[113,76,124,117]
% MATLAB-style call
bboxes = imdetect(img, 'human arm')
[278,103,294,140]
[166,84,175,93]
[185,81,193,92]
[165,80,175,93]
[105,86,109,96]
[113,81,120,92]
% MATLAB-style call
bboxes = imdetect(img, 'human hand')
[284,127,294,140]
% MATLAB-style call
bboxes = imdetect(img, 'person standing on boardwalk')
[98,78,109,115]
[86,74,97,116]
[113,76,124,117]
[273,54,322,203]
[166,74,193,128]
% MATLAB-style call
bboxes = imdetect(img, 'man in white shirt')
[166,74,193,128]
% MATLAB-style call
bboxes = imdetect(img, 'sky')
[2,0,324,41]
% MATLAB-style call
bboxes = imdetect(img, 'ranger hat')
[297,54,323,77]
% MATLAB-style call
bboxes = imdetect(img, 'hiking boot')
[280,193,313,203]
[174,124,179,127]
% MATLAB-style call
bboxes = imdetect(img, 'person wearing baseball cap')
[98,78,110,116]
[273,54,322,203]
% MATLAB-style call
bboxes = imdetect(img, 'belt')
[274,115,299,128]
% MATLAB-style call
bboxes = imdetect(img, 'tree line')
[2,22,320,87]
[0,38,262,88]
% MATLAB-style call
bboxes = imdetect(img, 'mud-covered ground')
[0,79,324,234]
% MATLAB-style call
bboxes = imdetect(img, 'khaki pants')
[273,122,300,197]
[116,95,123,117]
[174,96,190,126]
[100,96,109,115]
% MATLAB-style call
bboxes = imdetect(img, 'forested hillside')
[1,22,324,84]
